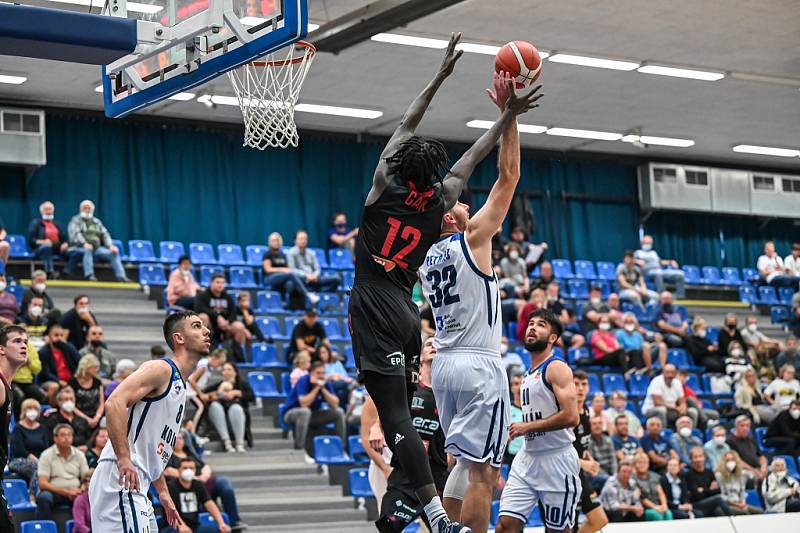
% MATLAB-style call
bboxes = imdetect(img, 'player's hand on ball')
[506,83,543,116]
[509,422,529,439]
[438,32,464,77]
[117,458,140,492]
[486,70,514,110]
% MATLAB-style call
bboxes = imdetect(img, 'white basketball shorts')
[89,459,158,533]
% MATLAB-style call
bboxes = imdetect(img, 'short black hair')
[73,294,89,306]
[530,308,563,340]
[310,361,325,373]
[385,136,450,191]
[210,273,225,282]
[163,311,198,351]
[150,344,166,357]
[178,255,190,264]
[0,324,26,346]
[573,370,589,381]
[304,309,318,317]
[179,456,196,466]
[623,250,634,258]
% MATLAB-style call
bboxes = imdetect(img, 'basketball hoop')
[227,40,315,150]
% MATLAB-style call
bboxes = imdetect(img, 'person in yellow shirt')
[12,341,46,417]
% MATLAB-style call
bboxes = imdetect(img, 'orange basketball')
[495,41,542,89]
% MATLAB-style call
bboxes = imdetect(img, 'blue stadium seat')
[771,306,790,325]
[138,263,166,285]
[6,284,25,304]
[739,286,757,304]
[217,244,245,266]
[348,468,373,496]
[329,249,355,270]
[757,286,778,305]
[348,435,369,462]
[6,234,33,258]
[501,464,510,481]
[661,428,674,441]
[112,239,127,260]
[567,279,590,300]
[707,326,720,344]
[255,317,284,340]
[587,374,601,397]
[284,317,302,338]
[573,260,597,280]
[682,265,702,284]
[779,287,796,306]
[248,372,285,399]
[159,241,185,263]
[311,248,329,269]
[745,489,762,508]
[628,374,650,398]
[256,290,285,314]
[595,261,616,281]
[189,242,217,264]
[684,374,704,396]
[21,522,57,533]
[776,455,799,479]
[342,271,355,290]
[721,267,742,286]
[701,266,723,285]
[344,345,357,368]
[280,372,292,395]
[318,293,343,315]
[321,319,345,341]
[742,268,759,282]
[667,348,690,370]
[128,239,157,262]
[250,344,284,368]
[754,427,775,454]
[515,347,531,369]
[65,520,74,533]
[229,266,257,288]
[551,258,574,279]
[198,511,230,527]
[313,436,353,464]
[403,523,421,533]
[3,479,35,511]
[603,374,627,395]
[199,265,224,287]
[596,279,612,299]
[246,244,268,266]
[568,347,591,365]
[490,501,500,528]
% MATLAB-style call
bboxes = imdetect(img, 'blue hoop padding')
[0,4,137,65]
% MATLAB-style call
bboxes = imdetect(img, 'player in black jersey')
[0,325,30,530]
[349,31,541,533]
[376,338,449,532]
[572,371,608,533]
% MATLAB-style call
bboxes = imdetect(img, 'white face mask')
[42,214,54,221]
[624,324,636,332]
[547,294,558,302]
[0,282,6,292]
[61,401,75,413]
[641,244,652,251]
[747,324,758,333]
[25,409,39,421]
[29,306,43,317]
[33,283,46,293]
[790,409,800,420]
[695,329,707,338]
[598,322,611,331]
[713,436,726,446]
[77,306,90,314]
[590,297,601,306]
[180,468,195,482]
[180,268,191,276]
[80,210,94,219]
[509,251,519,260]
[730,349,743,358]
[775,470,787,480]
[726,461,737,472]
[679,427,692,438]
[500,343,508,355]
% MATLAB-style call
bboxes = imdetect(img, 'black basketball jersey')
[573,406,591,458]
[0,375,11,473]
[391,384,447,474]
[355,180,445,295]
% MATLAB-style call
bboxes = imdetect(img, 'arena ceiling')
[1,0,799,170]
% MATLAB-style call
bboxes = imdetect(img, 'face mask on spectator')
[42,214,54,221]
[726,460,737,472]
[775,470,787,480]
[25,409,38,421]
[590,297,601,306]
[81,210,94,219]
[29,306,43,317]
[726,321,737,329]
[0,282,6,292]
[747,323,758,333]
[180,468,195,482]
[500,342,508,355]
[662,303,672,312]
[790,409,800,420]
[730,348,743,358]
[180,267,190,276]
[547,294,557,302]
[34,283,46,293]
[78,306,90,314]
[695,328,707,338]
[678,427,692,438]
[90,339,103,348]
[624,324,636,332]
[509,251,519,260]
[598,322,611,331]
[641,244,652,251]
[713,436,726,446]
[61,400,75,413]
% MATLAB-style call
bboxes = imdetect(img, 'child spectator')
[290,351,311,386]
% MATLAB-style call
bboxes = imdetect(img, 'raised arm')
[367,33,464,205]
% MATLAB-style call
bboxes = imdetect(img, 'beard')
[524,339,549,353]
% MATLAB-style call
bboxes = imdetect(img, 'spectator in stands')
[653,291,687,347]
[617,251,658,309]
[776,336,800,376]
[19,295,49,348]
[262,231,317,308]
[0,274,19,325]
[640,416,678,474]
[78,325,116,381]
[723,340,754,390]
[43,387,91,448]
[287,230,341,293]
[606,390,641,438]
[599,459,645,522]
[68,354,105,430]
[530,260,555,291]
[500,338,525,378]
[235,291,264,343]
[642,363,698,428]
[167,255,201,309]
[615,312,656,374]
[515,288,546,342]
[716,450,763,515]
[499,243,529,298]
[166,456,231,533]
[762,456,800,513]
[328,212,358,251]
[346,383,367,429]
[719,313,747,357]
[704,425,731,470]
[9,398,49,493]
[84,426,108,469]
[66,199,129,282]
[60,294,98,350]
[508,226,547,272]
[21,270,56,316]
[785,243,800,277]
[685,317,723,373]
[634,235,686,298]
[189,348,227,426]
[195,274,247,345]
[290,351,311,387]
[0,216,9,265]
[758,240,800,288]
[10,335,46,413]
[589,392,613,433]
[633,452,673,521]
[676,369,719,430]
[70,469,93,533]
[27,201,69,278]
[104,358,136,398]
[793,293,800,338]
[203,361,254,453]
[660,457,696,519]
[764,398,800,456]
[726,415,768,481]
[670,416,702,465]
[612,414,642,460]
[743,314,785,368]
[283,360,346,461]
[590,314,629,372]
[589,417,617,489]
[543,282,566,321]
[765,364,800,408]
[36,423,89,520]
[685,446,731,516]
[317,344,353,406]
[150,344,166,360]
[287,309,329,363]
[39,323,81,399]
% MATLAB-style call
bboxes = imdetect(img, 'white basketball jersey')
[99,358,186,483]
[520,356,575,453]
[419,232,501,355]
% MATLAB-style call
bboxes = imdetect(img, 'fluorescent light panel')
[548,53,639,71]
[371,33,448,49]
[168,92,195,101]
[43,0,162,13]
[466,119,546,134]
[621,134,695,147]
[732,145,800,157]
[198,95,381,118]
[546,128,623,141]
[638,64,724,81]
[0,74,27,85]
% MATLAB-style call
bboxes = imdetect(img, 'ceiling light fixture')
[548,53,639,71]
[466,119,546,134]
[637,64,725,81]
[732,145,800,157]
[621,134,695,147]
[546,128,623,141]
[196,95,381,118]
[0,74,27,85]
[168,92,196,101]
[44,0,162,14]
[371,33,448,49]
[94,85,103,93]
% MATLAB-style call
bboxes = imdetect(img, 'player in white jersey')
[497,308,581,533]
[89,311,210,532]
[419,71,541,533]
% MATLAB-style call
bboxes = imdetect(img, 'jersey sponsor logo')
[386,351,404,367]
[412,416,440,435]
[371,254,397,272]
[411,396,425,411]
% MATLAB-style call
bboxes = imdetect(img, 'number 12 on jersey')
[380,216,421,269]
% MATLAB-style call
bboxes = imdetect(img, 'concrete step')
[243,521,377,533]
[238,508,368,526]
[235,492,355,512]
[219,473,332,489]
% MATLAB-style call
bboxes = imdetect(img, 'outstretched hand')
[486,70,514,110]
[505,83,543,116]
[438,32,464,77]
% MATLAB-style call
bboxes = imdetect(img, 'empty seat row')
[256,316,351,342]
[740,285,797,306]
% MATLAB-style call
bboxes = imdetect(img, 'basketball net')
[227,41,315,150]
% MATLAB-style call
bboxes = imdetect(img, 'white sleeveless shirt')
[99,358,186,484]
[520,355,575,453]
[419,232,501,355]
